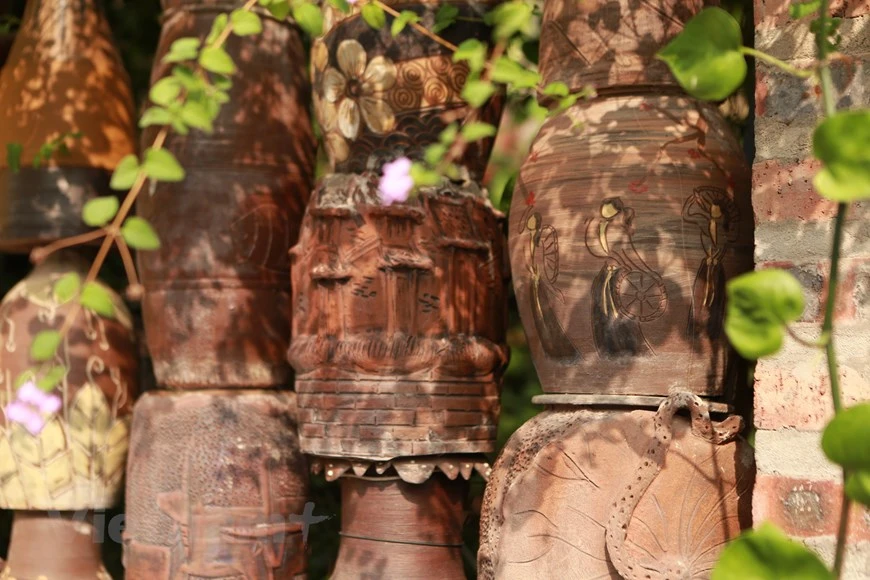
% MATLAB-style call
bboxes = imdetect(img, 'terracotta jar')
[137,0,316,389]
[0,0,136,253]
[289,173,509,461]
[509,95,752,398]
[331,475,468,579]
[123,390,309,579]
[478,397,755,579]
[0,250,137,578]
[312,0,503,179]
[538,0,711,92]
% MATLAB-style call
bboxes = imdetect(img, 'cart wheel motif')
[539,225,560,284]
[615,270,667,322]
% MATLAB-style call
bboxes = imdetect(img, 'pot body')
[478,406,754,579]
[289,174,509,460]
[509,95,752,397]
[0,0,136,252]
[0,252,137,511]
[137,0,316,389]
[312,0,503,179]
[123,390,309,579]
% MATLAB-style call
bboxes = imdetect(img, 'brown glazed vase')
[289,173,509,460]
[137,0,316,389]
[0,0,136,253]
[509,95,752,397]
[331,475,467,579]
[0,251,137,511]
[538,0,712,92]
[123,390,309,579]
[312,0,503,180]
[478,400,755,579]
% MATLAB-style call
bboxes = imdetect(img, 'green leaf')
[163,37,201,63]
[724,269,805,359]
[53,273,81,304]
[424,143,448,166]
[656,7,747,101]
[150,77,182,106]
[484,0,533,40]
[391,10,420,37]
[139,107,174,128]
[453,39,488,74]
[230,9,262,36]
[6,142,22,173]
[361,3,386,29]
[845,470,870,507]
[206,13,228,45]
[327,0,350,13]
[410,162,440,187]
[199,46,236,75]
[789,0,821,19]
[13,371,33,389]
[212,74,233,91]
[541,81,569,97]
[121,216,161,250]
[143,148,185,182]
[433,4,459,33]
[172,65,204,91]
[80,282,115,318]
[439,123,459,145]
[812,110,870,202]
[293,2,323,37]
[180,101,214,132]
[712,522,832,580]
[263,0,291,20]
[109,154,142,190]
[461,122,496,141]
[491,56,540,89]
[81,196,119,227]
[37,366,66,392]
[461,79,496,107]
[31,330,61,362]
[822,403,870,470]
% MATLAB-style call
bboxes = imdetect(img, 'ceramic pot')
[509,95,752,398]
[312,0,503,179]
[0,0,136,253]
[0,250,137,511]
[137,0,316,389]
[538,0,711,92]
[289,173,509,460]
[123,390,310,579]
[478,396,754,579]
[332,475,467,579]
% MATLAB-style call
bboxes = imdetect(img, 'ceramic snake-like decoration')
[605,392,744,579]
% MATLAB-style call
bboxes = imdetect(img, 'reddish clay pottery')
[538,0,708,92]
[509,95,752,398]
[312,1,503,179]
[123,390,309,579]
[289,173,509,460]
[0,250,137,511]
[331,475,468,579]
[478,395,754,579]
[3,512,111,579]
[0,0,136,253]
[137,0,316,389]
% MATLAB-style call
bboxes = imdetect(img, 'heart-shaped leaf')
[31,330,61,362]
[822,403,870,470]
[81,196,119,227]
[812,110,870,202]
[121,216,161,250]
[712,522,833,579]
[80,282,115,318]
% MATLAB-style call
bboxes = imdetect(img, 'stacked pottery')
[478,0,756,577]
[123,1,315,578]
[0,251,137,579]
[290,2,508,577]
[0,0,136,253]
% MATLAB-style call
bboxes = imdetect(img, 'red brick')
[390,426,430,441]
[448,383,490,396]
[755,0,870,27]
[414,410,446,424]
[300,423,326,438]
[375,410,416,425]
[359,426,390,440]
[444,411,488,427]
[325,424,358,438]
[430,396,497,412]
[394,395,434,408]
[353,394,396,409]
[377,382,419,394]
[752,159,837,222]
[296,393,356,409]
[753,475,870,539]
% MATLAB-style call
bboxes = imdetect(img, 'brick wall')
[752,1,870,576]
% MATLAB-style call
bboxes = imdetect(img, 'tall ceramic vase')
[0,250,137,579]
[291,1,508,576]
[0,0,136,253]
[478,0,755,577]
[124,2,315,577]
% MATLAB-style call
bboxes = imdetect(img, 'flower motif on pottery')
[4,381,62,435]
[322,39,397,141]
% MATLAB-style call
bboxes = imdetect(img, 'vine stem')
[739,46,814,78]
[373,0,459,52]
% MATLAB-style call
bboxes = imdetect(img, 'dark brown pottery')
[137,0,316,389]
[0,250,137,511]
[509,95,752,397]
[332,474,467,579]
[123,390,309,579]
[478,397,754,579]
[313,0,503,179]
[289,173,509,460]
[0,0,136,253]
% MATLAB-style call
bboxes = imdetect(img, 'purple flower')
[378,157,414,206]
[4,380,62,435]
[346,0,358,4]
